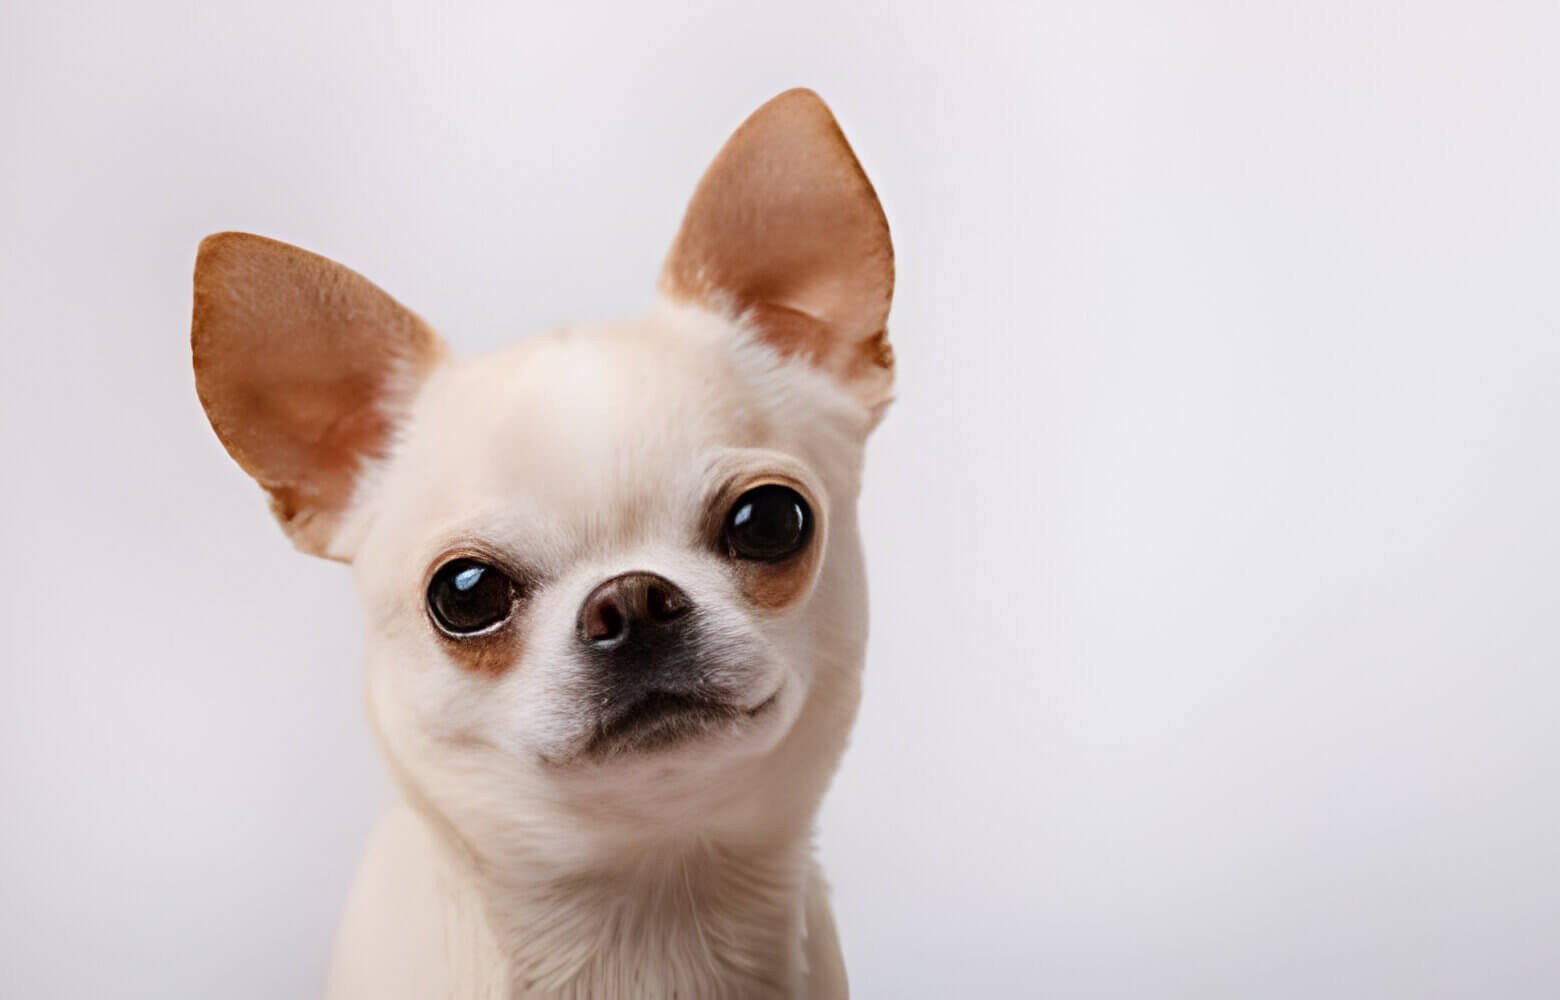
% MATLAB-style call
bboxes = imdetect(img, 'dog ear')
[191,233,445,560]
[660,88,896,421]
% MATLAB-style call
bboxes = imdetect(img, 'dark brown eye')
[427,559,515,637]
[724,485,812,562]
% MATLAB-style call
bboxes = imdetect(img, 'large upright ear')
[191,233,445,560]
[660,88,895,420]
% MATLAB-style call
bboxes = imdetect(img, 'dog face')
[192,90,892,861]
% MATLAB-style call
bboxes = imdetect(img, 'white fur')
[322,301,873,998]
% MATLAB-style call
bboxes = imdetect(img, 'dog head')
[192,90,893,862]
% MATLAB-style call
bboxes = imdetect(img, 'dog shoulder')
[325,804,507,999]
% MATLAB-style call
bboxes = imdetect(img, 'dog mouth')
[585,689,777,758]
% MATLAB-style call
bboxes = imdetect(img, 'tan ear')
[660,88,895,418]
[191,232,445,560]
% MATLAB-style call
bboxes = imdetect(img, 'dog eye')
[724,485,812,562]
[427,559,516,637]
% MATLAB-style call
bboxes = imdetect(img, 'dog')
[191,88,894,998]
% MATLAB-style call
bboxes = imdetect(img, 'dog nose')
[577,572,692,649]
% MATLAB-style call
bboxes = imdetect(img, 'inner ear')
[659,89,896,417]
[191,232,445,559]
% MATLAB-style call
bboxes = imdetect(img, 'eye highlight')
[427,558,516,637]
[723,484,813,562]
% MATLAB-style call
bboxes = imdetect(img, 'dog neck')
[444,825,818,999]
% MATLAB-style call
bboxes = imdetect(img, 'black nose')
[577,572,692,650]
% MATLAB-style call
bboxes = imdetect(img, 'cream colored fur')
[329,307,869,997]
[192,89,892,999]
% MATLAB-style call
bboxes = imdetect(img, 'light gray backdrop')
[3,2,1557,997]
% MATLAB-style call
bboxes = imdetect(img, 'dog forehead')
[381,314,771,536]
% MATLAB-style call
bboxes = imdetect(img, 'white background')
[3,2,1557,997]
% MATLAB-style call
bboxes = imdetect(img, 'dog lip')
[584,688,774,758]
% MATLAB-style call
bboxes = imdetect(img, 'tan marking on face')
[432,623,526,677]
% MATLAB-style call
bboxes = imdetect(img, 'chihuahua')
[191,89,894,998]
